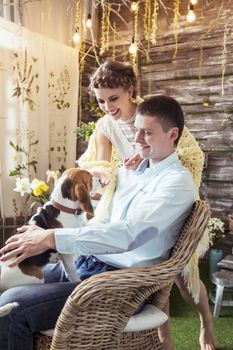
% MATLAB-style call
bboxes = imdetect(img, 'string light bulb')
[131,2,138,13]
[73,26,81,44]
[190,0,198,4]
[129,36,138,55]
[187,3,196,23]
[86,13,92,29]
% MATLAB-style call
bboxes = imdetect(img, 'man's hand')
[124,154,143,170]
[0,225,55,267]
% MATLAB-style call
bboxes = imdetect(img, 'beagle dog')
[0,168,101,315]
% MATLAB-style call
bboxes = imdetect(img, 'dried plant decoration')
[78,41,86,124]
[221,22,229,97]
[9,125,39,178]
[112,21,116,60]
[48,66,71,110]
[132,2,139,47]
[144,0,152,62]
[100,0,111,55]
[12,198,19,218]
[173,0,180,59]
[11,49,39,111]
[198,1,223,81]
[49,122,67,173]
[151,0,159,45]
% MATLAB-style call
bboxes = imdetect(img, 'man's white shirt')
[55,152,195,269]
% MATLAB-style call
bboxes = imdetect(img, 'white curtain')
[0,17,79,218]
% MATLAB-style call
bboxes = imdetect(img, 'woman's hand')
[91,171,110,187]
[0,225,55,267]
[124,153,143,170]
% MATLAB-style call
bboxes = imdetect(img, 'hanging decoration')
[186,2,197,23]
[73,0,81,46]
[151,0,159,45]
[144,0,152,62]
[173,0,181,59]
[221,22,229,96]
[129,36,138,74]
[111,21,116,60]
[100,0,111,55]
[86,13,92,29]
[129,1,139,74]
[198,2,223,81]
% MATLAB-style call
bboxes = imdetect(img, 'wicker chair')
[34,200,210,350]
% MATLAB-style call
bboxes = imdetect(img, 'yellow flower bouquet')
[13,170,60,212]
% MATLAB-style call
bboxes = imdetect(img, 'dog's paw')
[0,302,19,317]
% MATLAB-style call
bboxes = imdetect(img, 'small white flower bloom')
[13,177,32,196]
[30,178,41,190]
[46,170,60,184]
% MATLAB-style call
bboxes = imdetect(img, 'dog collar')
[51,200,83,216]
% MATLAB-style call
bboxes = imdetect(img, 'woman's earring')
[129,95,137,104]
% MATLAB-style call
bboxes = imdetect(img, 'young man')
[0,95,195,350]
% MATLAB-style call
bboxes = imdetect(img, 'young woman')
[78,60,215,350]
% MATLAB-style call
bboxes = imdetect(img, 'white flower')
[13,177,32,196]
[208,217,225,247]
[208,218,225,234]
[30,178,40,190]
[46,170,60,184]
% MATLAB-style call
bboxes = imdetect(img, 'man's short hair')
[137,95,184,145]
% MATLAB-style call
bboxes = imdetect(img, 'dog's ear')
[61,178,73,200]
[75,183,94,220]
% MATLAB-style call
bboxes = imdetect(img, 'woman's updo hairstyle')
[90,60,137,99]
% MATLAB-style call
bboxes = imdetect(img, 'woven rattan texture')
[34,200,210,350]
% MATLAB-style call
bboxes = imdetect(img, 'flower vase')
[209,248,223,280]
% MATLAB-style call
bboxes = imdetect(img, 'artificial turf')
[170,262,233,350]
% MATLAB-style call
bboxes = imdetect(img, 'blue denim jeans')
[0,255,122,350]
[0,257,144,350]
[0,262,77,350]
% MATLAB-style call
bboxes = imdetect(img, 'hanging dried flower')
[112,21,116,60]
[198,3,223,81]
[144,0,151,62]
[221,23,229,97]
[173,0,180,58]
[100,0,111,55]
[151,0,159,45]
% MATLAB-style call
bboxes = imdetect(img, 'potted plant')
[74,100,104,157]
[74,121,96,142]
[208,217,225,279]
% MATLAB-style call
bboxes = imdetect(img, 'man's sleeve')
[55,170,195,256]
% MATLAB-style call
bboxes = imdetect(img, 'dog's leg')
[60,254,80,282]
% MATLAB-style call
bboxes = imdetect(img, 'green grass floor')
[170,262,233,350]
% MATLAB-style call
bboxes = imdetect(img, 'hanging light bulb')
[86,13,92,29]
[190,0,198,4]
[129,36,138,55]
[131,2,138,13]
[187,3,196,23]
[73,26,81,44]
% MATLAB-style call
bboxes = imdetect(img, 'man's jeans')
[0,257,144,350]
[0,262,77,350]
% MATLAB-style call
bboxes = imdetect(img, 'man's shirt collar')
[136,152,179,175]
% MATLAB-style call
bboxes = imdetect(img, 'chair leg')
[213,285,224,317]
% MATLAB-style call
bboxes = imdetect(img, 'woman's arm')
[96,128,112,162]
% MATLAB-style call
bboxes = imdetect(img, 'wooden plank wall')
[139,0,233,224]
[80,0,233,226]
